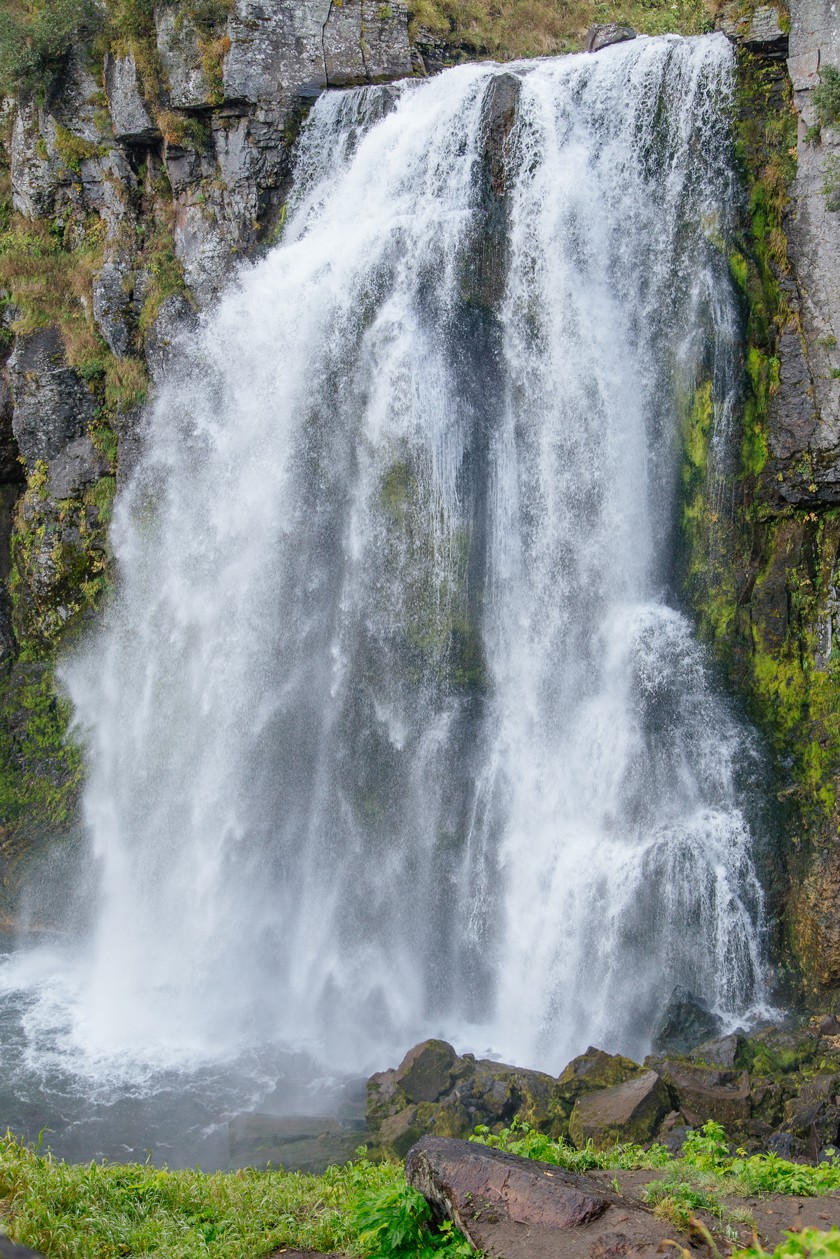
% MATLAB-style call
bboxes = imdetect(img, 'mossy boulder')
[557,1047,643,1103]
[568,1070,671,1150]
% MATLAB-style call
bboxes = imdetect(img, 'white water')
[0,34,772,1155]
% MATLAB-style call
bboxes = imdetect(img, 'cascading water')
[0,32,774,1164]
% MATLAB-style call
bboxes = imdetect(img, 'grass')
[0,1135,477,1259]
[733,1232,840,1259]
[407,0,715,59]
[470,1120,840,1245]
[3,1122,840,1259]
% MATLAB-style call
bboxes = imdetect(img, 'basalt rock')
[367,1040,569,1155]
[585,24,636,52]
[651,986,724,1056]
[649,1059,753,1129]
[557,1048,643,1102]
[8,329,95,472]
[568,1071,671,1150]
[405,1136,699,1259]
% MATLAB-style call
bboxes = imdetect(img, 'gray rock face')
[8,329,95,471]
[156,7,215,109]
[585,24,636,53]
[47,436,107,500]
[104,52,159,142]
[11,106,61,219]
[779,0,840,494]
[144,294,198,384]
[719,3,788,55]
[93,260,136,358]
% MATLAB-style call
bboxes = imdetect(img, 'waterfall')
[31,34,767,1086]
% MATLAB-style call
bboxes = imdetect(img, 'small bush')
[0,0,103,99]
[814,65,840,129]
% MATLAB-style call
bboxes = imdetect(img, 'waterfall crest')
[55,34,768,1075]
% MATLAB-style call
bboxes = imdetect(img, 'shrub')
[0,0,103,99]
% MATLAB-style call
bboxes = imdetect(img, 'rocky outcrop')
[371,1028,840,1160]
[368,1040,569,1158]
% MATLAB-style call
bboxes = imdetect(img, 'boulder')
[690,1033,744,1069]
[585,24,636,52]
[651,987,723,1056]
[652,1060,752,1129]
[367,1040,569,1153]
[781,1073,840,1159]
[396,1039,460,1103]
[568,1071,671,1150]
[0,1239,46,1258]
[558,1047,642,1102]
[405,1136,697,1258]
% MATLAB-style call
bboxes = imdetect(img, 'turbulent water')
[0,33,774,1163]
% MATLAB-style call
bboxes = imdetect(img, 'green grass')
[3,1122,840,1259]
[733,1230,840,1259]
[0,1135,477,1259]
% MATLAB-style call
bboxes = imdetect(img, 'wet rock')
[558,1048,643,1102]
[818,1014,840,1037]
[651,1060,752,1129]
[405,1136,692,1258]
[104,52,159,142]
[0,1238,47,1258]
[585,24,636,52]
[568,1071,671,1150]
[395,1039,460,1103]
[651,986,723,1056]
[144,293,198,382]
[367,1040,569,1154]
[690,1033,744,1069]
[227,1112,362,1173]
[8,328,95,471]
